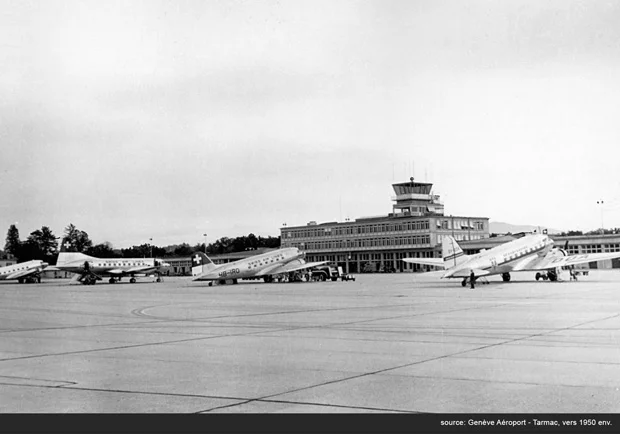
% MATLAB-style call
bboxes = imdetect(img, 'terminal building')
[280,180,490,273]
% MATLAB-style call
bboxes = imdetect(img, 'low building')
[0,259,15,268]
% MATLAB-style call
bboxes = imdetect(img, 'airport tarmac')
[1,270,620,413]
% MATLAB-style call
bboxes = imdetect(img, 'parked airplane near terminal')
[0,260,48,283]
[192,248,327,285]
[52,240,170,285]
[402,233,620,286]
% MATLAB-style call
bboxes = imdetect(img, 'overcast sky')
[2,0,620,248]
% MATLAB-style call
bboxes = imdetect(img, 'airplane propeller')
[554,240,569,256]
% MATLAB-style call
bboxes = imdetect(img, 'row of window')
[288,235,431,251]
[306,250,437,263]
[285,219,487,239]
[93,262,150,267]
[438,233,485,242]
[438,220,485,230]
[567,244,620,254]
[285,221,432,238]
[1,265,29,275]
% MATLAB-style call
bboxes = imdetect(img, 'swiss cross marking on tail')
[194,254,202,264]
[64,241,71,249]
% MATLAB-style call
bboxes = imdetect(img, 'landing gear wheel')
[82,275,97,285]
[156,277,161,283]
[535,273,541,281]
[109,278,115,284]
[130,277,136,284]
[501,273,511,282]
[461,279,467,287]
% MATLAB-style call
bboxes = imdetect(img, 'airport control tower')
[391,178,444,217]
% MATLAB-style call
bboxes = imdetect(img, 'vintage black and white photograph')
[1,0,620,420]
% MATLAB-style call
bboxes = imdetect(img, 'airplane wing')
[515,251,620,271]
[6,268,41,280]
[443,268,490,278]
[401,258,446,268]
[258,260,329,276]
[124,266,158,274]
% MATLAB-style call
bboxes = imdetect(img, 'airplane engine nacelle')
[546,248,567,260]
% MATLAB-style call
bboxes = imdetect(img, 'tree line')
[2,223,281,264]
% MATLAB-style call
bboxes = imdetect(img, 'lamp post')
[149,238,153,258]
[597,200,605,235]
[203,233,207,254]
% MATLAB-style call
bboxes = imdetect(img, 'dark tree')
[17,240,42,262]
[4,224,21,257]
[19,226,58,263]
[63,223,93,252]
[121,244,149,258]
[173,243,193,256]
[86,242,120,258]
[28,226,58,257]
[202,234,281,255]
[247,233,259,250]
[152,246,167,257]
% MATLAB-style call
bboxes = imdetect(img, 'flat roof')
[283,215,489,229]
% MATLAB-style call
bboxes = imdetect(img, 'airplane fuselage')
[444,234,554,278]
[0,260,47,281]
[57,258,161,276]
[195,247,303,281]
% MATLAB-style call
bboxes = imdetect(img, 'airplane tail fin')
[56,238,96,266]
[441,236,468,268]
[191,252,217,276]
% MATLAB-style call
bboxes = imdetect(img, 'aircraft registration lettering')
[219,268,241,278]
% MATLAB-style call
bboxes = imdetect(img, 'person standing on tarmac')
[470,270,475,290]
